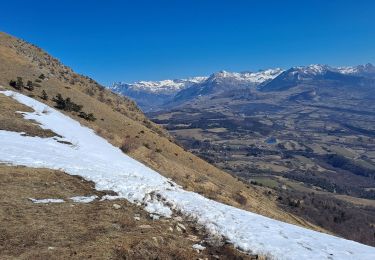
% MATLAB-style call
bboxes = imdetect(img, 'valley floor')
[149,90,375,246]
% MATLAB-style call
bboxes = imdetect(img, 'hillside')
[1,89,375,259]
[0,92,251,259]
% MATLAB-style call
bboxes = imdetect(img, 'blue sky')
[1,0,375,85]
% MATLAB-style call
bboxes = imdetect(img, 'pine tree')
[86,113,96,121]
[15,77,24,90]
[52,93,66,109]
[41,90,48,100]
[9,80,16,88]
[78,111,96,121]
[26,80,34,91]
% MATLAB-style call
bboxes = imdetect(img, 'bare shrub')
[205,232,225,247]
[233,192,248,206]
[120,137,138,153]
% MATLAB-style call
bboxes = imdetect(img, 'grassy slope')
[0,95,254,259]
[0,31,322,231]
[0,165,253,259]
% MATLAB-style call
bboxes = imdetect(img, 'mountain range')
[109,64,375,111]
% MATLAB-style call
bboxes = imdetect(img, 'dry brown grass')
[0,164,255,259]
[0,94,56,137]
[0,31,323,232]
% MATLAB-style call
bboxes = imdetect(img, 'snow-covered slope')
[1,90,375,259]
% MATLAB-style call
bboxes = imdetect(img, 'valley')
[114,65,375,246]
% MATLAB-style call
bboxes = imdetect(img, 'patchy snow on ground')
[70,195,98,203]
[1,90,375,260]
[192,244,206,251]
[29,198,65,204]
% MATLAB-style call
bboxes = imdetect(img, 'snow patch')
[1,90,375,260]
[192,244,206,251]
[70,195,98,203]
[144,196,173,218]
[29,198,65,204]
[100,195,123,201]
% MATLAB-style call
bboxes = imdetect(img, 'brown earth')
[0,93,55,137]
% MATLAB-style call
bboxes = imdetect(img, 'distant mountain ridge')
[111,76,207,95]
[109,68,284,111]
[109,64,375,111]
[260,64,375,92]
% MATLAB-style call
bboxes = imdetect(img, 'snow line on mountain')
[1,90,375,259]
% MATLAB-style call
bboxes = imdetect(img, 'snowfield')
[1,90,375,259]
[70,195,98,203]
[29,198,65,204]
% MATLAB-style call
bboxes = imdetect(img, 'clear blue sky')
[1,0,375,85]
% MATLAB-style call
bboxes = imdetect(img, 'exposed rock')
[139,224,152,229]
[150,214,160,220]
[113,203,121,209]
[173,216,183,222]
[187,235,200,242]
[176,223,186,231]
[193,243,206,252]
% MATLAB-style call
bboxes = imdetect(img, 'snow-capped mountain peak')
[336,63,375,76]
[207,68,284,84]
[110,68,284,96]
[242,68,284,83]
[291,64,330,76]
[336,66,358,74]
[110,76,207,95]
[108,69,284,111]
[290,63,375,78]
[108,64,375,110]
